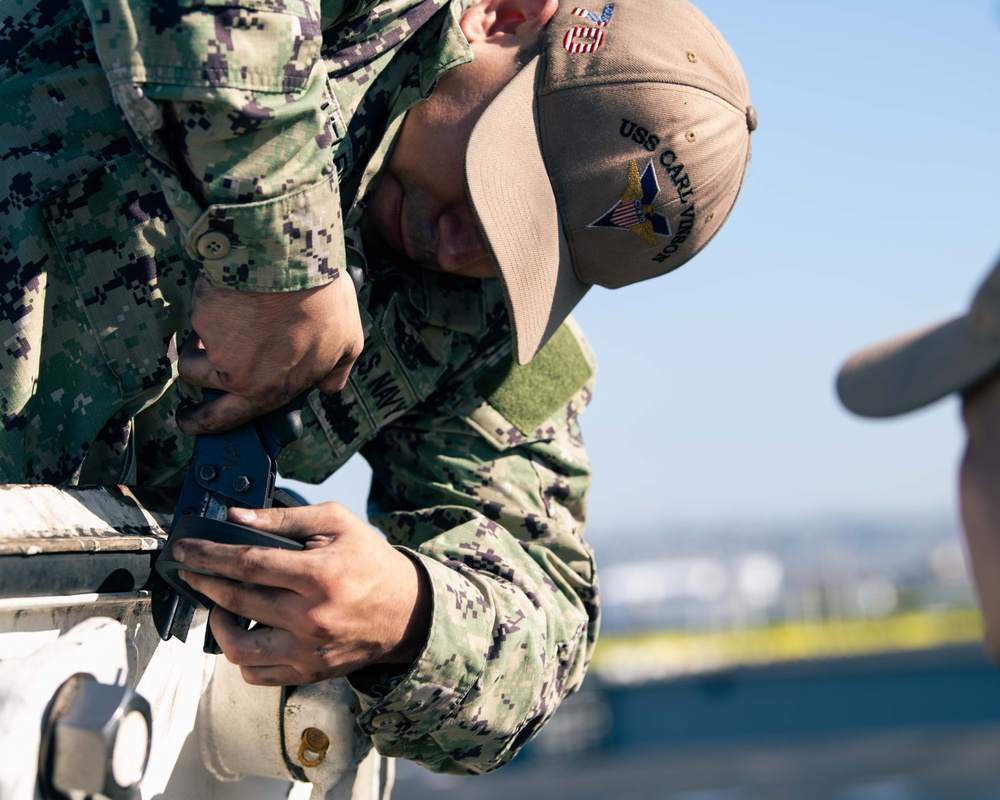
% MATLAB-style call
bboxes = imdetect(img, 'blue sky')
[289,0,1000,539]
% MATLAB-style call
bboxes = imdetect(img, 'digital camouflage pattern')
[352,319,598,772]
[0,0,600,775]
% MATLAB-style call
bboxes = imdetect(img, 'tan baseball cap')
[466,0,757,364]
[837,252,1000,418]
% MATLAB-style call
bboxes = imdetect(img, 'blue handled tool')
[150,392,307,651]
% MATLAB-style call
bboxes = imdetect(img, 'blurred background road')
[394,645,1000,800]
[394,725,1000,800]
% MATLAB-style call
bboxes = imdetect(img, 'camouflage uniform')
[0,0,599,775]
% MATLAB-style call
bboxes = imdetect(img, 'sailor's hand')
[172,503,430,686]
[177,275,362,435]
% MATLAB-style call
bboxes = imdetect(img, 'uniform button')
[372,712,403,730]
[196,231,232,260]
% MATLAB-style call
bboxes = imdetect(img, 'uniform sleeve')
[79,0,354,291]
[349,325,601,774]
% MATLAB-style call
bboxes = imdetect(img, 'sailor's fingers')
[226,503,354,545]
[175,545,305,599]
[207,608,354,685]
[175,392,261,436]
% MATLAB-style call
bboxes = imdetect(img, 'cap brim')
[837,314,1000,418]
[466,57,590,365]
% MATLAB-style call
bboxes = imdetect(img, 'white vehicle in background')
[0,484,390,800]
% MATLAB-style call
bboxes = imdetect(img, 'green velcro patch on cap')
[474,324,593,433]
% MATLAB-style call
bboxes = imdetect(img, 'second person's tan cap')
[838,252,1000,418]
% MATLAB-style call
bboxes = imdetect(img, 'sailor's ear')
[460,0,558,43]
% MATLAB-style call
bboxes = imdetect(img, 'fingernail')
[228,507,256,523]
[172,543,186,561]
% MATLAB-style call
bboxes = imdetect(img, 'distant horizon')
[583,505,961,542]
[283,456,962,545]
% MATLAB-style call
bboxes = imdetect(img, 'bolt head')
[48,676,152,800]
[199,465,218,482]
